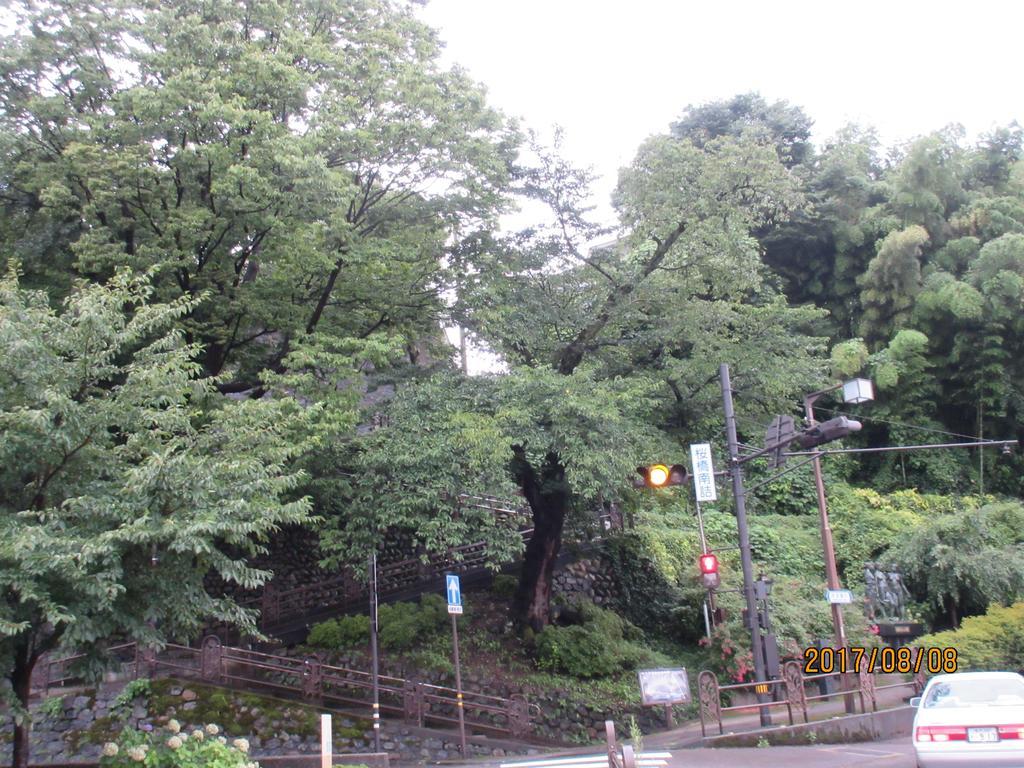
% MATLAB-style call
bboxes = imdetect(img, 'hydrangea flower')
[101,743,119,757]
[232,738,250,754]
[167,719,181,734]
[205,723,220,736]
[191,729,205,741]
[166,735,183,750]
[217,735,227,745]
[127,745,148,762]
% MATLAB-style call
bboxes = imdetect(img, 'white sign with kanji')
[690,443,717,502]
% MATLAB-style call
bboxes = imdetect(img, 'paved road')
[664,738,916,767]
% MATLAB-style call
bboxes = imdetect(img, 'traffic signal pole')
[720,364,772,727]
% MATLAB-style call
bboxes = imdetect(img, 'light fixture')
[842,378,874,405]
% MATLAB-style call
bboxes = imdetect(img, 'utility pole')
[719,364,772,727]
[369,553,381,752]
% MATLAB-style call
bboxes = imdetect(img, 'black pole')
[369,553,381,752]
[720,364,772,726]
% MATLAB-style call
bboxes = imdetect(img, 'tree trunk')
[11,642,35,768]
[509,448,569,633]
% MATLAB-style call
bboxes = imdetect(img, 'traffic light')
[634,464,688,488]
[796,416,862,449]
[699,552,719,589]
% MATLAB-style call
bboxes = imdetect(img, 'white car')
[912,671,1024,767]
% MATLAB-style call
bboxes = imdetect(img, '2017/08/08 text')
[803,646,958,675]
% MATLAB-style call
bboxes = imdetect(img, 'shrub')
[491,574,517,599]
[915,602,1024,671]
[99,721,256,768]
[535,601,648,678]
[307,614,371,650]
[378,594,449,652]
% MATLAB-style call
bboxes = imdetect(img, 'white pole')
[321,713,332,768]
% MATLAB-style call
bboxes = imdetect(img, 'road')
[663,738,916,767]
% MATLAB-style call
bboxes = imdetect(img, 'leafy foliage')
[915,602,1024,671]
[535,602,651,678]
[306,615,371,651]
[0,268,313,765]
[890,502,1024,627]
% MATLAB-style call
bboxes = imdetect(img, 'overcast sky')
[419,0,1023,223]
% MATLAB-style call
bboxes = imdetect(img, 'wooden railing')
[33,636,540,739]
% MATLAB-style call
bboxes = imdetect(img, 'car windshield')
[925,678,1024,708]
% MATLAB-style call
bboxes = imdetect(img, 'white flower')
[232,738,250,754]
[167,719,181,734]
[127,746,148,762]
[217,736,227,745]
[205,723,220,736]
[191,729,205,741]
[101,743,119,757]
[166,736,183,750]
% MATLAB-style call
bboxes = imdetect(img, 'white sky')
[423,0,1024,372]
[419,0,1024,223]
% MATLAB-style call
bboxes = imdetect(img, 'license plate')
[967,727,999,743]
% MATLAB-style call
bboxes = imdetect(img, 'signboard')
[445,574,463,614]
[824,589,853,604]
[637,668,691,706]
[690,443,717,502]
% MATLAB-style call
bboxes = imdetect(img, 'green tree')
[891,502,1024,629]
[442,127,825,629]
[0,269,313,768]
[858,225,929,347]
[0,0,516,389]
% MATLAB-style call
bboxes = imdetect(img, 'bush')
[491,574,517,599]
[99,721,256,768]
[915,602,1024,671]
[535,602,648,678]
[377,594,449,652]
[307,614,373,650]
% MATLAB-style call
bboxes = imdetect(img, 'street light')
[805,378,873,712]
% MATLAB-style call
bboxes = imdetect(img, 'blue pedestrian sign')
[445,574,463,614]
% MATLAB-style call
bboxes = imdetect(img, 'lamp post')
[804,378,872,712]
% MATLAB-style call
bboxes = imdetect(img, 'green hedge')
[915,602,1024,671]
[306,593,449,652]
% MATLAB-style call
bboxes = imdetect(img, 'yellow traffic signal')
[635,464,688,488]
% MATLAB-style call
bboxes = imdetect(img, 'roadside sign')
[637,668,691,706]
[446,573,463,614]
[825,589,853,604]
[690,444,717,502]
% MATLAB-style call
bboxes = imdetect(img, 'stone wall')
[2,684,536,766]
[552,554,621,607]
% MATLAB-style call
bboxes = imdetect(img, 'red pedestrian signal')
[699,553,720,589]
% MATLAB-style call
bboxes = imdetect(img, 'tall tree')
[0,0,517,388]
[444,128,825,628]
[0,268,314,768]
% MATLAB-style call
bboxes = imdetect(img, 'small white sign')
[825,589,854,604]
[690,443,717,502]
